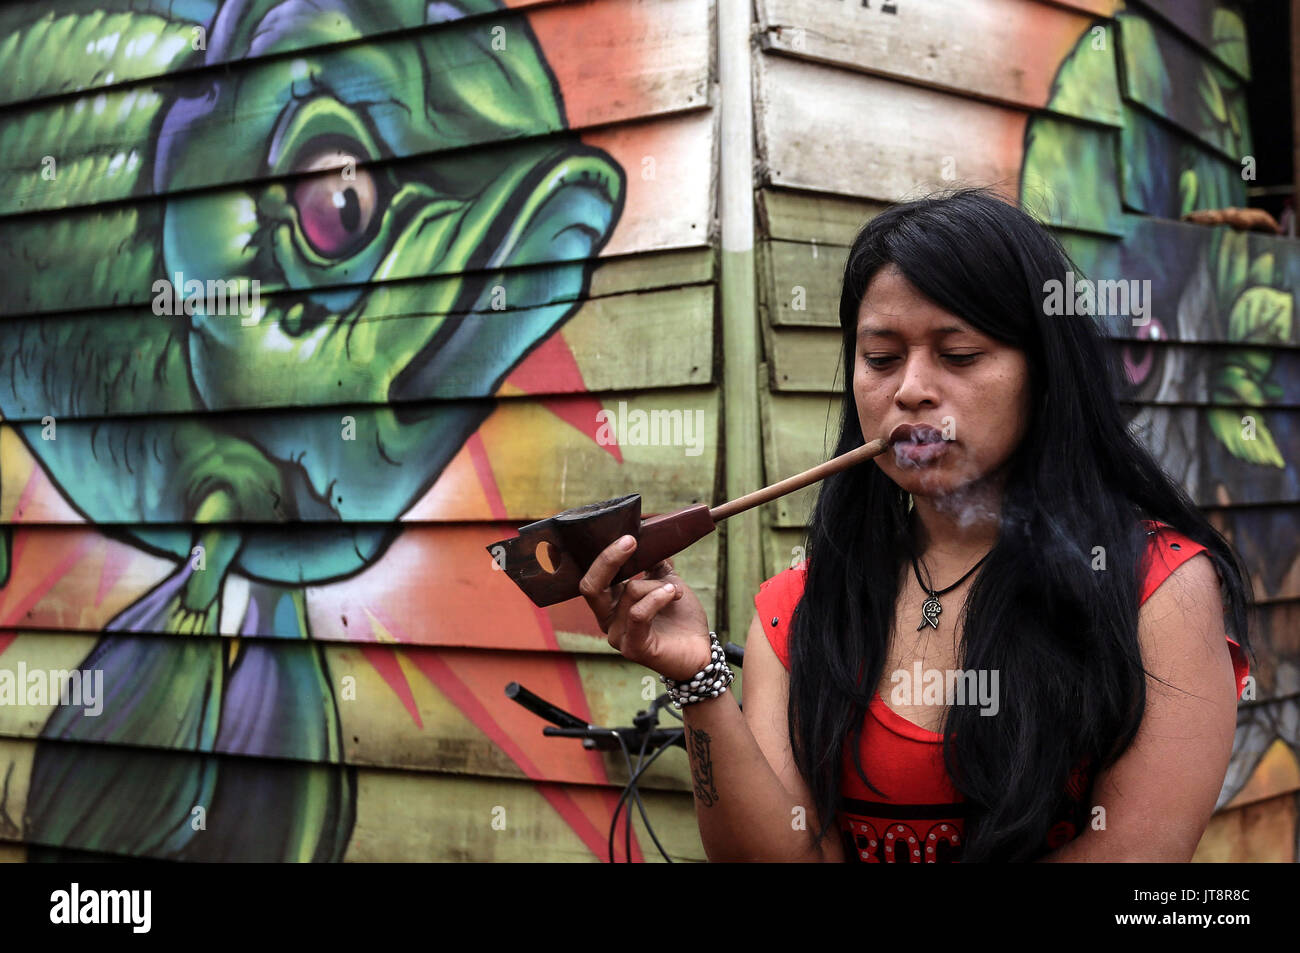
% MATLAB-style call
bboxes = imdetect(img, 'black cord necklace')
[911,550,991,631]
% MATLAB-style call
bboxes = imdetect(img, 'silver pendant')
[917,597,941,630]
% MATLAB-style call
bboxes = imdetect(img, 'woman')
[577,188,1253,862]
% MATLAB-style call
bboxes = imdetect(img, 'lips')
[888,423,945,445]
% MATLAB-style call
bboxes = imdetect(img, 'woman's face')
[854,264,1033,500]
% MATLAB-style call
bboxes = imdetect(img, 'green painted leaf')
[1178,169,1198,217]
[1213,229,1250,317]
[1211,8,1250,80]
[1117,14,1170,115]
[1021,117,1122,234]
[1227,287,1292,345]
[1198,64,1228,125]
[1207,408,1286,468]
[1222,347,1275,379]
[1045,22,1124,126]
[1247,252,1275,288]
[1213,363,1266,405]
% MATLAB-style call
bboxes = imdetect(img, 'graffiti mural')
[748,0,1297,859]
[0,0,629,860]
[1020,3,1300,835]
[2,0,1294,864]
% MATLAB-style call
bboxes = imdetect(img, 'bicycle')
[505,640,744,863]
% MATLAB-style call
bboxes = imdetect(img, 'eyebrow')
[857,324,970,341]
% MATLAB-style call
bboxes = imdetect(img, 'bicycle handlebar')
[504,681,589,730]
[505,637,743,862]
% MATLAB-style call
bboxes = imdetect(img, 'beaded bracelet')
[660,630,734,710]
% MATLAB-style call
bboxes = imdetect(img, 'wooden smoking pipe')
[486,437,891,606]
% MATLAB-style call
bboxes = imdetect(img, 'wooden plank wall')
[0,0,718,862]
[752,0,1299,861]
[0,0,1294,864]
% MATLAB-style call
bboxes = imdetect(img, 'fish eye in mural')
[0,0,625,860]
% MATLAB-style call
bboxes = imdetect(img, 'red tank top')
[753,519,1250,863]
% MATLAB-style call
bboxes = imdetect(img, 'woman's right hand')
[578,534,713,682]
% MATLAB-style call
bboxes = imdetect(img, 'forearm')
[681,689,832,862]
[1034,834,1096,862]
[1034,829,1194,862]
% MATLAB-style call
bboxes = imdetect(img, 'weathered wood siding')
[0,0,717,862]
[0,0,1294,863]
[751,0,1298,861]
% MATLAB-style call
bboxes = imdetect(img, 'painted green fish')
[0,0,624,859]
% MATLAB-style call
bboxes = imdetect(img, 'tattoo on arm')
[687,725,719,807]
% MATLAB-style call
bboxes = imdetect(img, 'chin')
[879,457,994,501]
[878,460,950,495]
[897,475,964,499]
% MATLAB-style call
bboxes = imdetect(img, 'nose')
[893,350,941,409]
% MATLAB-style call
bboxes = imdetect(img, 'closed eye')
[862,353,980,369]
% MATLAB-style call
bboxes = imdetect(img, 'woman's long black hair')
[786,187,1255,862]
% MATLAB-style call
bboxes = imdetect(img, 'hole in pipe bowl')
[535,539,562,574]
